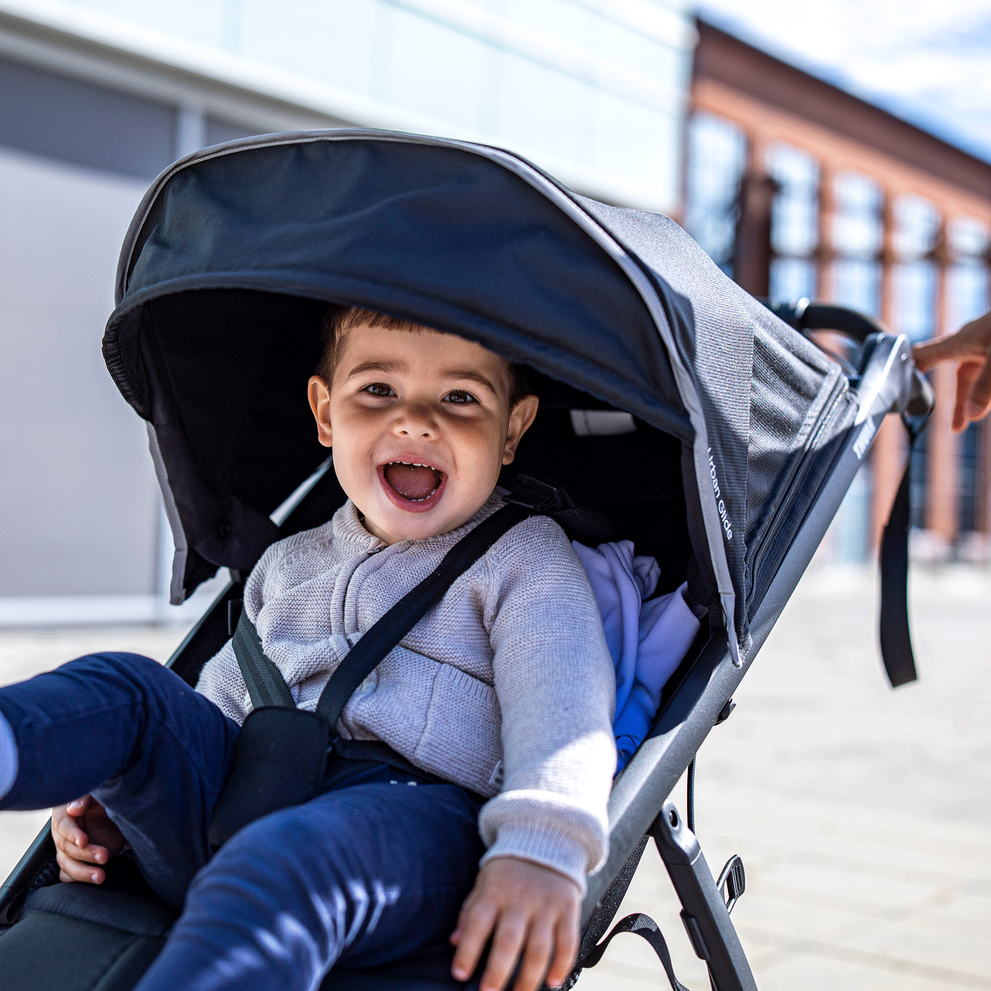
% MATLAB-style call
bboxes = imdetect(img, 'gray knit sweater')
[195,492,616,890]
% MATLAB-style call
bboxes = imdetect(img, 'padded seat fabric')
[0,880,469,991]
[0,883,174,991]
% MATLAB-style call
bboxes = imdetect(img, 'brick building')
[684,19,991,562]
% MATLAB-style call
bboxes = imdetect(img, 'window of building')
[893,195,940,343]
[766,142,818,301]
[684,112,746,276]
[889,195,940,532]
[830,172,883,316]
[948,217,991,538]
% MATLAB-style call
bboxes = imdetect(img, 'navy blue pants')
[0,653,485,990]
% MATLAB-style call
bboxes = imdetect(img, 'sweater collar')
[331,491,506,552]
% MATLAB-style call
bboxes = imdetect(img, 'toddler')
[0,306,617,991]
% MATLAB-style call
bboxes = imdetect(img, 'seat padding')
[0,888,170,991]
[24,881,177,937]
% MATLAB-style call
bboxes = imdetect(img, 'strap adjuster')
[503,474,573,514]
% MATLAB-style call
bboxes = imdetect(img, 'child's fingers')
[479,911,528,991]
[544,914,579,988]
[66,795,92,814]
[511,918,555,991]
[52,809,90,851]
[450,898,498,982]
[55,847,106,884]
[53,828,109,865]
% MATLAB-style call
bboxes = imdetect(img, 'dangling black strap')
[878,416,926,687]
[582,913,691,991]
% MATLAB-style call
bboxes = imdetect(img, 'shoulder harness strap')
[229,477,573,725]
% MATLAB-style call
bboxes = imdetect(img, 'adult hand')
[450,856,580,991]
[51,794,126,884]
[913,311,991,431]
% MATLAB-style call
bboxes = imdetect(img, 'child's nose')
[393,401,438,438]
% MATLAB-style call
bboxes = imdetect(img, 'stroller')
[0,130,933,991]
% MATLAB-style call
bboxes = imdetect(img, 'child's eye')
[444,390,477,405]
[362,382,395,398]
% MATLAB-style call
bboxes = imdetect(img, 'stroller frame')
[0,130,932,991]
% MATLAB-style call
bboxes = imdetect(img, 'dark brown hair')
[316,305,532,407]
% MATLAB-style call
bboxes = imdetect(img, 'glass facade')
[890,195,940,529]
[683,111,747,275]
[948,217,991,536]
[767,142,818,301]
[831,172,883,317]
[893,195,939,343]
[684,108,991,562]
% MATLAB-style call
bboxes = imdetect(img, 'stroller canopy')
[104,130,845,658]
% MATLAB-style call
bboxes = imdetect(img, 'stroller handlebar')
[760,297,935,418]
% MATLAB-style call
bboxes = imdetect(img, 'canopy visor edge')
[116,129,563,305]
[106,272,694,445]
[147,423,190,605]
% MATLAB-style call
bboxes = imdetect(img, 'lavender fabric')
[572,541,700,771]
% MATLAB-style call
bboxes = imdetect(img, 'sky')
[697,0,991,162]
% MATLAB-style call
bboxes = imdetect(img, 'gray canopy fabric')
[103,129,849,659]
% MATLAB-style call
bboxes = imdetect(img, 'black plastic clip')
[505,474,614,546]
[715,699,736,725]
[503,474,572,514]
[716,855,746,914]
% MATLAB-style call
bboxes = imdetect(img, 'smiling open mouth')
[381,462,445,503]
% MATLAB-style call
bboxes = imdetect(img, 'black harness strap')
[230,500,543,731]
[879,457,916,687]
[232,608,296,709]
[315,502,533,726]
[582,913,691,991]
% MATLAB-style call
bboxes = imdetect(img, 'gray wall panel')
[0,55,177,179]
[0,147,159,596]
[205,116,264,147]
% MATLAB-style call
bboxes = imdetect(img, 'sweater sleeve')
[477,517,616,894]
[194,639,248,723]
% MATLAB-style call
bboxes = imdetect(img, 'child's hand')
[51,795,126,884]
[450,856,580,991]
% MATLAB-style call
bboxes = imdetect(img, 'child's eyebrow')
[442,369,499,394]
[345,359,407,380]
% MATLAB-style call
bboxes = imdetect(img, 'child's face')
[308,323,538,544]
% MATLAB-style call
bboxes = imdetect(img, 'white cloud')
[697,0,991,159]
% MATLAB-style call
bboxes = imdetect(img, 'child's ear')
[308,376,333,448]
[502,395,539,465]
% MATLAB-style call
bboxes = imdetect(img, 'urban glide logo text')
[707,447,733,541]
